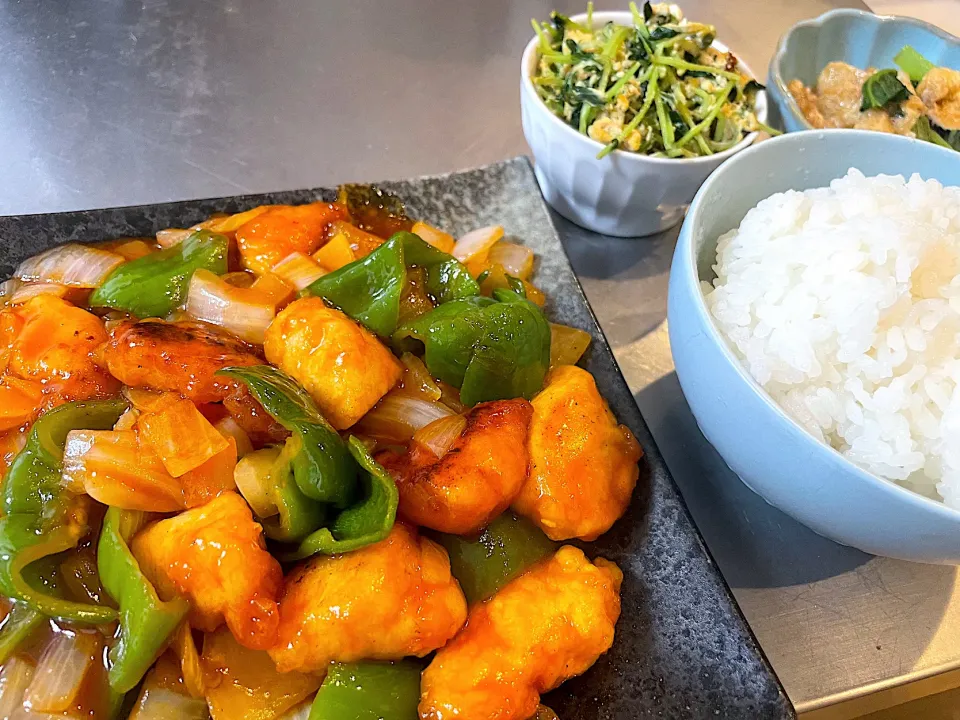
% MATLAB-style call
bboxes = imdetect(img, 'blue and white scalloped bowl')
[768,8,960,133]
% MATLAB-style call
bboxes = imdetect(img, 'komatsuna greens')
[531,2,775,158]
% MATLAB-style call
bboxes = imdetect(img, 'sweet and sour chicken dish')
[0,186,642,719]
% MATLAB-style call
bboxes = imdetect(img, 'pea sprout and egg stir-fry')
[0,186,641,719]
[532,2,775,158]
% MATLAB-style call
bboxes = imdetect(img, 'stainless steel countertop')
[2,0,957,716]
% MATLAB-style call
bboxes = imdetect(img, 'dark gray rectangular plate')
[0,157,792,719]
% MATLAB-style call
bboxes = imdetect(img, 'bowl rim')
[521,9,766,165]
[678,127,960,524]
[769,8,960,132]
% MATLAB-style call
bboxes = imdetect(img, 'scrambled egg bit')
[532,2,769,158]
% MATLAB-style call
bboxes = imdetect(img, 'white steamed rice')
[703,169,960,508]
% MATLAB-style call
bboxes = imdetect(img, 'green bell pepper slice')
[399,231,480,304]
[260,435,328,543]
[0,399,126,624]
[306,231,479,337]
[393,289,551,407]
[217,365,357,507]
[98,507,189,693]
[434,511,556,604]
[281,437,398,561]
[309,660,422,720]
[0,601,45,664]
[90,229,228,318]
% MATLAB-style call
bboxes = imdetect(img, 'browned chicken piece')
[513,365,641,541]
[815,61,871,128]
[269,523,467,673]
[377,400,533,535]
[132,492,283,650]
[234,202,349,275]
[1,295,119,414]
[787,79,827,128]
[790,64,925,136]
[263,297,402,429]
[222,383,290,448]
[100,319,261,403]
[917,66,960,130]
[419,546,622,720]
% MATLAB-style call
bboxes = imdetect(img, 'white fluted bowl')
[520,11,766,237]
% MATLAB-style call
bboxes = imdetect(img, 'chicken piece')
[2,295,118,412]
[377,400,533,535]
[815,61,873,128]
[263,297,402,429]
[917,66,960,130]
[100,320,261,403]
[853,107,895,133]
[269,523,467,673]
[419,546,622,720]
[131,492,283,650]
[222,383,290,448]
[513,366,641,541]
[234,202,349,275]
[201,627,321,720]
[788,79,827,128]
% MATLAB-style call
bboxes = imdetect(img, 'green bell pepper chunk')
[393,289,551,407]
[434,512,556,604]
[260,435,328,543]
[0,399,126,624]
[309,660,422,720]
[306,232,479,337]
[399,231,480,304]
[307,235,406,337]
[98,508,189,693]
[0,601,45,664]
[218,365,358,507]
[281,437,398,561]
[90,229,228,318]
[393,296,495,387]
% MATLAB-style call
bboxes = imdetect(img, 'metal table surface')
[2,0,958,717]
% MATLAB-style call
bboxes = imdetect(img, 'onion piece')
[171,623,205,698]
[137,396,230,477]
[110,240,155,261]
[356,392,455,443]
[24,630,98,713]
[250,272,295,307]
[156,228,194,249]
[413,414,467,459]
[122,387,180,413]
[205,205,271,234]
[15,244,124,288]
[411,221,456,254]
[214,416,254,458]
[0,655,35,719]
[113,407,141,432]
[129,687,209,720]
[487,242,535,280]
[185,269,276,345]
[272,252,326,291]
[277,699,314,720]
[234,446,282,518]
[221,271,257,288]
[313,232,355,271]
[452,225,504,274]
[399,353,441,401]
[0,278,20,298]
[62,429,185,511]
[9,283,71,305]
[549,323,592,368]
